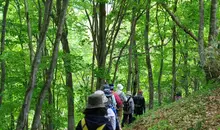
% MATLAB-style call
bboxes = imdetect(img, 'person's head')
[109,84,114,91]
[102,84,110,90]
[84,93,107,116]
[138,90,143,96]
[117,84,124,91]
[126,91,132,96]
[103,88,112,98]
[94,90,108,103]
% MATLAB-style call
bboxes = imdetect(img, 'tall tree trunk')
[204,0,219,81]
[198,0,205,68]
[171,0,178,102]
[96,2,106,90]
[133,39,139,95]
[31,0,69,129]
[47,88,53,130]
[193,78,199,91]
[198,0,205,67]
[0,0,9,106]
[183,37,189,96]
[16,0,53,129]
[61,25,74,130]
[24,0,34,63]
[85,1,97,91]
[208,0,218,45]
[156,4,165,106]
[145,0,154,109]
[127,7,136,91]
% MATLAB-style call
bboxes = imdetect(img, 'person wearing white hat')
[116,84,127,102]
[116,84,127,124]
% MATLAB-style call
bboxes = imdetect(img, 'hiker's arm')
[112,95,117,108]
[131,98,135,114]
[122,92,127,101]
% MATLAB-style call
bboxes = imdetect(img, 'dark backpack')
[135,96,142,107]
[123,96,131,112]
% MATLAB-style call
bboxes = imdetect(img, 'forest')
[0,0,219,129]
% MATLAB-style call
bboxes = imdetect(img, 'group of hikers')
[76,83,146,130]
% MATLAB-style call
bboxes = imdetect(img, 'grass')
[124,85,220,130]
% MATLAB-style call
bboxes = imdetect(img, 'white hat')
[117,84,124,90]
[126,91,132,96]
[94,90,108,103]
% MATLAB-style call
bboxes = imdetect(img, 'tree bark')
[156,4,165,106]
[127,7,136,91]
[198,0,205,67]
[133,39,139,95]
[24,0,34,63]
[183,38,189,96]
[171,0,178,102]
[208,0,218,45]
[61,24,75,130]
[31,0,69,129]
[0,0,9,107]
[145,0,154,109]
[47,88,53,130]
[96,2,106,90]
[16,0,53,129]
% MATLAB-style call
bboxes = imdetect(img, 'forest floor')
[124,86,220,130]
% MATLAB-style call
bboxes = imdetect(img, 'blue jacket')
[76,115,113,130]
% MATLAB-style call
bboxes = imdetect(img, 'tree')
[96,1,107,90]
[208,0,218,45]
[198,0,205,67]
[171,0,178,102]
[31,0,69,129]
[145,0,154,109]
[24,0,34,63]
[16,0,53,129]
[0,0,9,106]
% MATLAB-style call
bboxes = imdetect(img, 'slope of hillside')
[124,87,220,130]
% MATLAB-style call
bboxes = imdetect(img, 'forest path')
[124,87,220,130]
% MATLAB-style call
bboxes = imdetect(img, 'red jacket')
[112,91,123,108]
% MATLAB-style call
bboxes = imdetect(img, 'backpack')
[123,96,131,112]
[134,96,142,107]
[81,118,105,130]
[106,96,114,107]
[118,92,127,102]
[113,92,123,108]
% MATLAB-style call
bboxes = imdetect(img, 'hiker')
[109,84,123,129]
[116,84,127,102]
[116,84,127,122]
[133,90,146,116]
[175,91,182,101]
[121,91,134,128]
[103,84,117,108]
[109,84,123,120]
[95,90,117,130]
[76,93,113,130]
